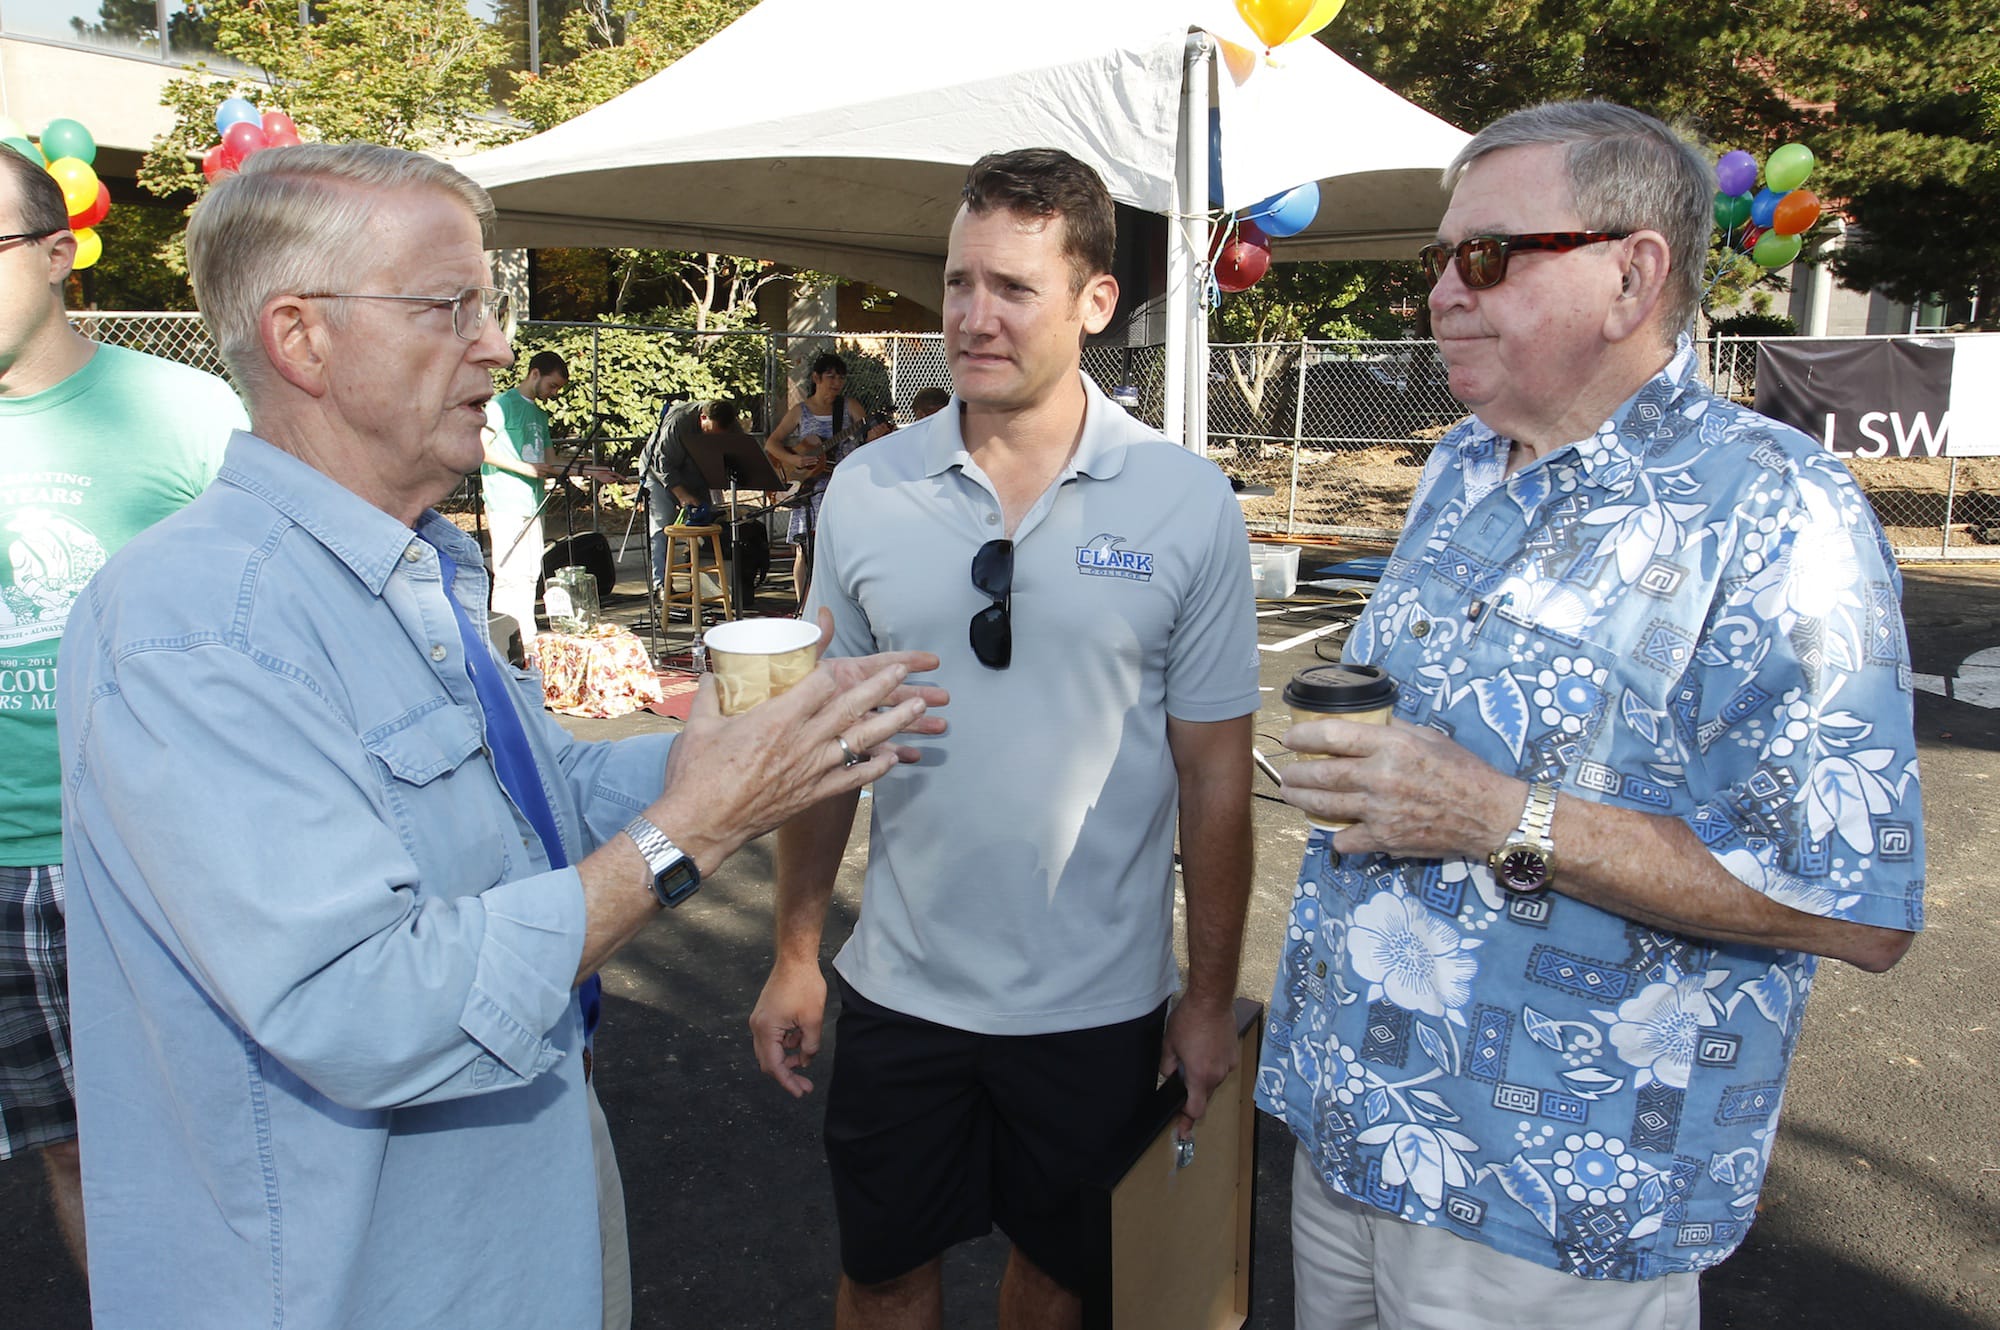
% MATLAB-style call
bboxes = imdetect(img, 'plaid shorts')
[0,863,77,1156]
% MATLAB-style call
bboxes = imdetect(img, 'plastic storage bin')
[1249,543,1301,600]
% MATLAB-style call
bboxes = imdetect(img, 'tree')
[140,1,512,206]
[1319,0,2000,324]
[509,0,792,329]
[1209,258,1422,430]
[69,0,221,55]
[506,0,757,134]
[1797,1,2000,322]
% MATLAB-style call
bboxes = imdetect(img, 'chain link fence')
[1703,336,1995,556]
[65,314,1994,558]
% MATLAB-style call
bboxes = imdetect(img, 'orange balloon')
[1236,0,1317,49]
[1217,38,1259,84]
[1771,189,1822,237]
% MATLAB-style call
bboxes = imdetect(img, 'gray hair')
[1445,101,1713,337]
[186,143,495,395]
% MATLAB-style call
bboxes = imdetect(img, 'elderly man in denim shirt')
[1263,102,1922,1329]
[55,145,944,1330]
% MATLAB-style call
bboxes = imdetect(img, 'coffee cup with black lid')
[1282,664,1397,832]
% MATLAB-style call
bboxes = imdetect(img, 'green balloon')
[0,136,44,167]
[1753,230,1804,269]
[39,117,95,167]
[1765,143,1815,195]
[1714,191,1753,231]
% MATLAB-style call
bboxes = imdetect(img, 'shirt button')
[431,644,449,661]
[1412,620,1432,638]
[985,513,999,526]
[403,547,422,563]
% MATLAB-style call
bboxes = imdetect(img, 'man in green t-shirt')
[480,349,567,648]
[0,145,243,1273]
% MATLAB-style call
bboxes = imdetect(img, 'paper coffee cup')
[703,619,822,716]
[1282,663,1397,832]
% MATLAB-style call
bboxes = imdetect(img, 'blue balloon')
[1245,181,1320,238]
[215,97,261,135]
[1208,108,1225,208]
[1750,187,1784,230]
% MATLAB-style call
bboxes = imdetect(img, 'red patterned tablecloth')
[527,626,667,718]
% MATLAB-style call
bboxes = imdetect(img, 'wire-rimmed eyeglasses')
[295,285,515,343]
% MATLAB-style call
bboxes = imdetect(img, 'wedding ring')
[837,735,866,768]
[1175,1137,1195,1168]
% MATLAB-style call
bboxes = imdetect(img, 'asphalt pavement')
[6,545,1997,1328]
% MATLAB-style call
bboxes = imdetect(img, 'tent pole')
[1169,31,1213,453]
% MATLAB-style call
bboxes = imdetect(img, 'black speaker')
[539,532,617,604]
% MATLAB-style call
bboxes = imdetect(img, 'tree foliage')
[1321,0,2000,321]
[501,305,769,461]
[1795,1,2000,321]
[1208,256,1425,420]
[139,0,512,208]
[506,0,756,134]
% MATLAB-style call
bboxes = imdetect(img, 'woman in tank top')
[765,351,866,607]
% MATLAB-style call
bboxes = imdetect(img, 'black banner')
[1755,338,1956,459]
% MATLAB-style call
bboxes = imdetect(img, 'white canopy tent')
[457,0,1469,447]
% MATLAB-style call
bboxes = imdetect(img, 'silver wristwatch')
[1488,782,1558,893]
[622,814,700,908]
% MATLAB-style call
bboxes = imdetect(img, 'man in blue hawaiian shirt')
[1261,101,1923,1329]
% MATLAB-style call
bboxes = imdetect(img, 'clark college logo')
[1075,533,1154,582]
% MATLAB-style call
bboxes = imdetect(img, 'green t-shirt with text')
[480,387,551,518]
[0,343,244,865]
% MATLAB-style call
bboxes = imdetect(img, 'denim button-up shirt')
[1258,343,1924,1282]
[60,432,675,1328]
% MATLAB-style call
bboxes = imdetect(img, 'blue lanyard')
[424,538,602,1038]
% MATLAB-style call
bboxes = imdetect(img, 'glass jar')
[544,565,600,634]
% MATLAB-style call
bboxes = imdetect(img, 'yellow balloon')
[1279,0,1347,45]
[46,156,99,218]
[71,227,102,271]
[1235,0,1317,49]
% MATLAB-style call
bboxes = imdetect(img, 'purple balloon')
[1716,150,1758,198]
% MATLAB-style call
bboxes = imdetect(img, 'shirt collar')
[918,374,1148,481]
[213,430,483,595]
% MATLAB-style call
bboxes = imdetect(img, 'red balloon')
[1214,237,1271,292]
[69,181,111,230]
[1208,217,1270,263]
[222,120,269,161]
[201,143,231,182]
[262,110,302,147]
[1735,223,1764,254]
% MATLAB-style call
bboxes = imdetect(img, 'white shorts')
[1291,1143,1700,1330]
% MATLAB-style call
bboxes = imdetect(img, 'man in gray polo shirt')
[750,147,1259,1330]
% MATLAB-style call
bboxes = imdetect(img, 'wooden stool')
[660,524,732,635]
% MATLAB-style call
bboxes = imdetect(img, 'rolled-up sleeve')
[64,633,588,1110]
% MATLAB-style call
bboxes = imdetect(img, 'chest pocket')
[361,701,516,895]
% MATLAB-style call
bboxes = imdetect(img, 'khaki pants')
[1291,1144,1700,1330]
[588,1081,632,1330]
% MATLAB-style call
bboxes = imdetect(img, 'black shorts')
[823,974,1166,1290]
